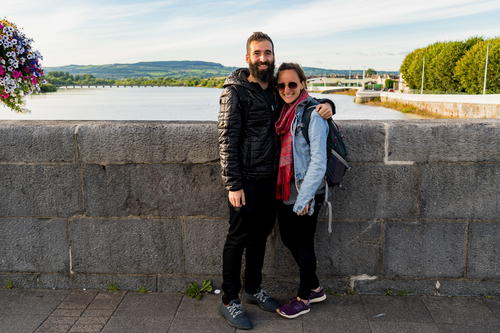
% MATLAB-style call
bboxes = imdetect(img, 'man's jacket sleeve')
[218,86,243,191]
[314,98,336,116]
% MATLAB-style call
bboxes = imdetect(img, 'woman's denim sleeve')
[293,111,329,214]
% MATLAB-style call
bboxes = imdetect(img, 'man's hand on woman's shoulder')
[315,103,332,119]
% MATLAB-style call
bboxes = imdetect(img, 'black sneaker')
[219,299,252,330]
[245,288,280,312]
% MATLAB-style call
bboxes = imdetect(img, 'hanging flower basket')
[0,19,44,113]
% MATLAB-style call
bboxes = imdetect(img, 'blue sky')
[3,0,500,71]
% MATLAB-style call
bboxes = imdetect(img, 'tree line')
[42,72,225,90]
[400,37,499,94]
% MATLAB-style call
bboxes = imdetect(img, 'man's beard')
[249,61,275,83]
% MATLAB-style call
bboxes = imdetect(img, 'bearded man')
[217,32,333,330]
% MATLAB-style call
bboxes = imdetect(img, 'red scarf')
[275,90,309,201]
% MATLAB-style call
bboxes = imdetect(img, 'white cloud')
[2,0,499,68]
[263,0,500,38]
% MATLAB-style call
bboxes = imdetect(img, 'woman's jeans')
[221,177,276,304]
[277,197,322,299]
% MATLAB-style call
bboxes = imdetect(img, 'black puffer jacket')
[218,68,280,191]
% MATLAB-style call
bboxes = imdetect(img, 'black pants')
[277,198,322,300]
[221,177,277,304]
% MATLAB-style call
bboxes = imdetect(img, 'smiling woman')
[277,63,307,105]
[274,62,330,319]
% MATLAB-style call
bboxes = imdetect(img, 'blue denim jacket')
[290,97,329,215]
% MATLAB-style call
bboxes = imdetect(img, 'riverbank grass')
[309,89,357,96]
[330,89,357,96]
[365,100,452,119]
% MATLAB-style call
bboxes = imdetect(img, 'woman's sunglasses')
[277,82,298,90]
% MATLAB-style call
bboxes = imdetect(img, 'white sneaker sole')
[276,307,310,319]
[310,294,327,303]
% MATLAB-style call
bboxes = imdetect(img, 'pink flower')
[12,70,22,78]
[0,66,4,76]
[31,76,37,85]
[2,93,9,99]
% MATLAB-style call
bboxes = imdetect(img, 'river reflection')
[0,86,426,120]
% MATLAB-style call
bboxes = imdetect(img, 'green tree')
[400,48,425,90]
[365,68,377,76]
[39,83,57,92]
[455,37,500,94]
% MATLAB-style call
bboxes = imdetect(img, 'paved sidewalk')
[1,289,499,332]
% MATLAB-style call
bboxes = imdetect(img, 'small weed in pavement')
[185,279,213,300]
[106,283,121,292]
[325,287,341,297]
[137,286,149,293]
[384,289,393,296]
[4,280,14,289]
[345,288,358,296]
[397,290,411,296]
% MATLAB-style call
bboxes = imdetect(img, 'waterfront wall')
[380,92,500,118]
[0,120,499,296]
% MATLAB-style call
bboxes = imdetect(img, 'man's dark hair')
[277,62,308,89]
[246,32,274,55]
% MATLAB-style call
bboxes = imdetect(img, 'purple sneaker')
[276,298,310,319]
[309,288,327,304]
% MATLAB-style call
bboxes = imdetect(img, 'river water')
[0,86,425,120]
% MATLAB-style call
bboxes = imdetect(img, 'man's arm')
[314,98,336,119]
[218,86,245,206]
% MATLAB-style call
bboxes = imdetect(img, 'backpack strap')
[300,105,316,145]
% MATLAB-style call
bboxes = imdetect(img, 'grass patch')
[106,283,121,292]
[328,89,357,96]
[137,286,149,293]
[325,287,342,297]
[345,287,358,296]
[185,279,214,300]
[365,100,452,118]
[309,89,357,96]
[4,280,14,289]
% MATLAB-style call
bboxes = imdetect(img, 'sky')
[3,0,500,71]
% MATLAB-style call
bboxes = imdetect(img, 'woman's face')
[277,69,304,104]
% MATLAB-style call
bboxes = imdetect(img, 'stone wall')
[380,92,500,118]
[0,120,499,296]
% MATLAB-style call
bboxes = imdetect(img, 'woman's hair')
[276,62,307,89]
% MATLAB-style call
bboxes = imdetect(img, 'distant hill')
[45,61,398,79]
[45,61,235,79]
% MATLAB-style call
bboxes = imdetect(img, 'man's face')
[246,40,275,82]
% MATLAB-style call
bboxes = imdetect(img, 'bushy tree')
[455,37,500,94]
[399,36,496,93]
[400,48,425,89]
[424,41,479,93]
[365,68,377,76]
